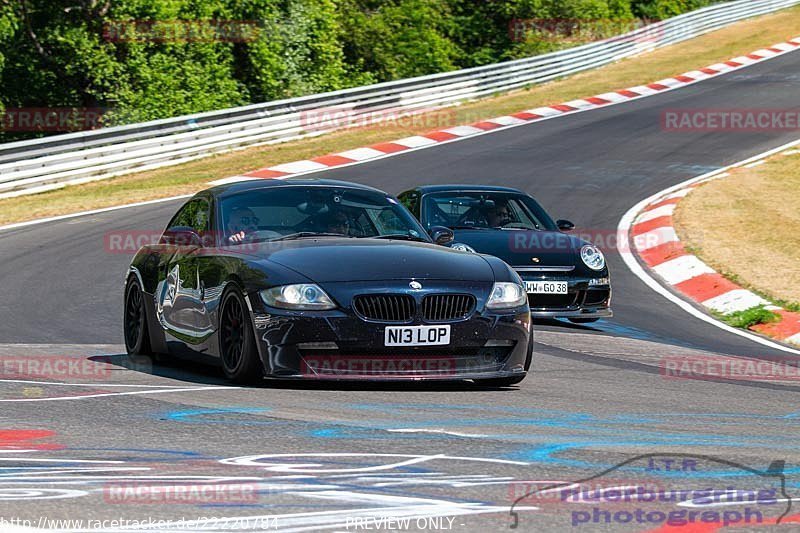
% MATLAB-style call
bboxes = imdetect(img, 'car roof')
[204,178,388,198]
[411,184,526,195]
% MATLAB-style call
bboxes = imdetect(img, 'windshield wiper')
[372,233,428,242]
[271,232,352,241]
[449,225,488,230]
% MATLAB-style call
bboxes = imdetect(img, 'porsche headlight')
[486,282,527,310]
[580,245,605,271]
[450,243,476,253]
[260,284,336,310]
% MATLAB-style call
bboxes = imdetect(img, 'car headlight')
[580,245,606,271]
[486,282,527,310]
[260,284,336,310]
[450,242,476,253]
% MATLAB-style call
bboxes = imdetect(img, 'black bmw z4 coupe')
[124,179,532,386]
[398,185,612,323]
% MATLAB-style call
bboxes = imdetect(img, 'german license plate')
[525,281,568,294]
[384,325,451,346]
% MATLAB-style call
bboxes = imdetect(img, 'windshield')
[219,186,428,245]
[422,191,557,231]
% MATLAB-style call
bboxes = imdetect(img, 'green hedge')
[0,0,717,137]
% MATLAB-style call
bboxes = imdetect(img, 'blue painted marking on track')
[505,442,800,477]
[161,407,270,424]
[321,403,800,476]
[154,403,800,478]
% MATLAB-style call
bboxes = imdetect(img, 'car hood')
[247,238,495,282]
[452,229,582,268]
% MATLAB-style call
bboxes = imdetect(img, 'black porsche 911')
[397,185,612,323]
[124,179,531,385]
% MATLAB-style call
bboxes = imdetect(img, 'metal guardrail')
[1,0,797,197]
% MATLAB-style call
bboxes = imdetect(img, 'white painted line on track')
[387,428,489,438]
[0,194,192,233]
[0,378,216,388]
[0,386,236,402]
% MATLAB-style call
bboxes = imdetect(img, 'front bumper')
[246,283,531,381]
[516,270,612,319]
[530,307,613,319]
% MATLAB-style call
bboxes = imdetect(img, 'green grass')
[716,306,782,329]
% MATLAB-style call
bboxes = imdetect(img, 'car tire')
[219,286,264,384]
[568,317,599,324]
[124,278,152,358]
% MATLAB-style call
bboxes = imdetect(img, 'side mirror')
[556,219,575,231]
[160,226,203,247]
[429,226,455,246]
